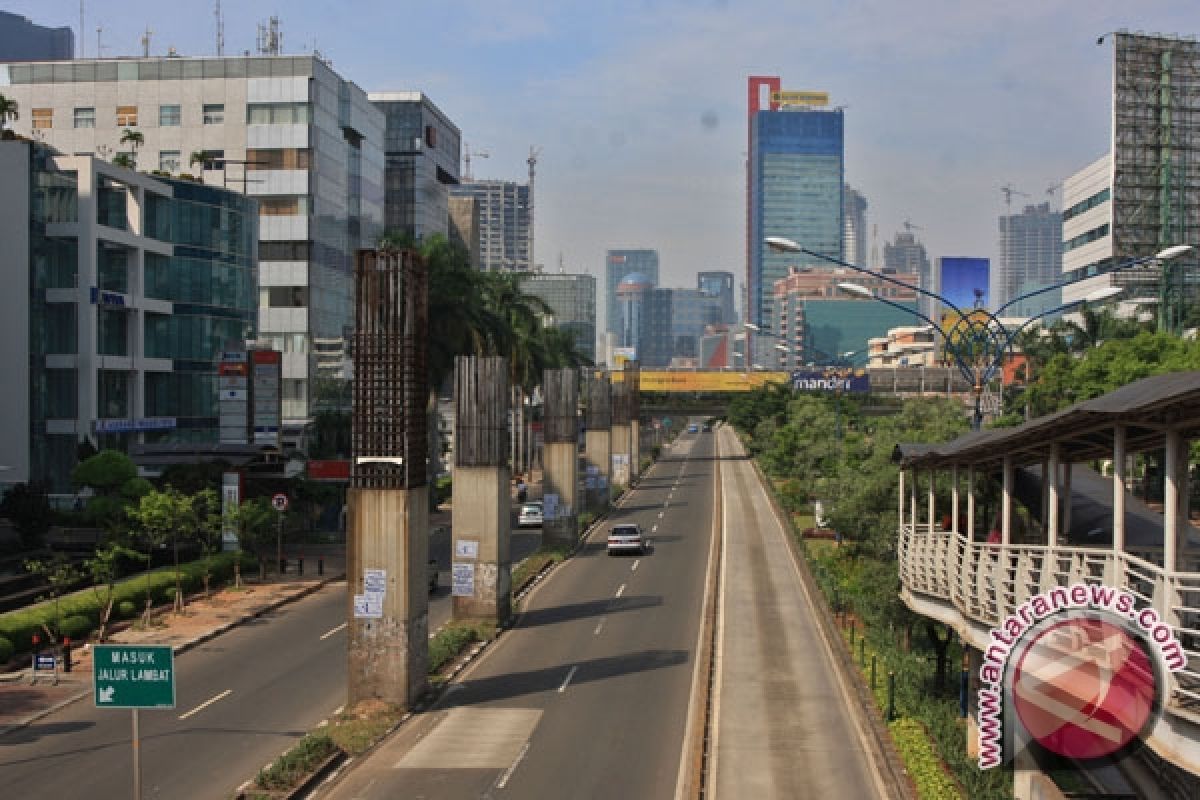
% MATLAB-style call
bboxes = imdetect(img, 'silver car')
[517,502,544,528]
[607,523,646,555]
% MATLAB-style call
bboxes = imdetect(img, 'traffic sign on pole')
[271,492,289,512]
[93,645,176,709]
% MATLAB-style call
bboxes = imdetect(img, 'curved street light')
[772,235,1193,428]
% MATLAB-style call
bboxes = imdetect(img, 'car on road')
[518,501,544,528]
[607,523,646,555]
[702,422,713,432]
[687,423,699,433]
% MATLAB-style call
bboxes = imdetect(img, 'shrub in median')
[890,719,963,799]
[255,732,337,790]
[58,614,93,641]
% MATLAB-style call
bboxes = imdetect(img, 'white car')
[517,502,544,528]
[607,523,646,555]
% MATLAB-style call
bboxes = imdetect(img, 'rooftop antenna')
[96,25,104,58]
[79,1,85,57]
[141,27,153,58]
[215,0,224,56]
[256,16,283,55]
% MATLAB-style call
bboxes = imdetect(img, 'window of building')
[257,196,309,216]
[266,286,309,307]
[425,125,437,147]
[202,103,225,125]
[116,105,138,126]
[31,108,52,129]
[159,150,181,173]
[246,148,312,170]
[73,107,95,129]
[246,102,312,125]
[259,241,311,261]
[159,104,181,126]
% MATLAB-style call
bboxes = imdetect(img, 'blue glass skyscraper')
[747,77,844,345]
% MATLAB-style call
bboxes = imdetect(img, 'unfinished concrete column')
[584,372,612,512]
[348,249,429,709]
[543,368,579,549]
[627,362,641,480]
[610,371,632,488]
[452,356,511,623]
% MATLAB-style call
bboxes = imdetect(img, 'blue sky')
[6,1,1197,303]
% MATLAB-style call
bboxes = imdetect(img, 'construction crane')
[463,142,488,182]
[527,146,541,271]
[902,219,923,234]
[1000,183,1029,210]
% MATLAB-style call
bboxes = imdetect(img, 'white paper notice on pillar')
[542,493,559,521]
[353,594,383,618]
[452,562,475,597]
[455,540,479,560]
[363,569,387,595]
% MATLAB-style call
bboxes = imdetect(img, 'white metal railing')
[898,525,1200,716]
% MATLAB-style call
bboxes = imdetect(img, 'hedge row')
[0,551,255,655]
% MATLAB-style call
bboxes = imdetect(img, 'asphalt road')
[0,585,348,799]
[323,425,717,799]
[712,425,885,799]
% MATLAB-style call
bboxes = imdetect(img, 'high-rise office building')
[0,12,73,61]
[883,230,933,317]
[447,194,481,269]
[450,180,530,271]
[996,202,1062,315]
[614,272,654,359]
[605,249,659,337]
[0,55,385,432]
[746,76,844,353]
[517,272,597,362]
[697,270,736,325]
[0,141,257,491]
[370,92,461,241]
[844,185,868,267]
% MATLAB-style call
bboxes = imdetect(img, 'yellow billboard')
[610,370,790,392]
[771,90,829,107]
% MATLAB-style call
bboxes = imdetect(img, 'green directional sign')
[93,645,176,709]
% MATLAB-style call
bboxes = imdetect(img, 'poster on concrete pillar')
[452,562,475,596]
[543,493,559,521]
[353,594,383,618]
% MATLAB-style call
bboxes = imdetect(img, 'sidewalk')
[0,546,346,736]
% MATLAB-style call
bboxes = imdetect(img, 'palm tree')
[112,152,136,169]
[189,150,213,175]
[0,93,18,138]
[119,128,144,168]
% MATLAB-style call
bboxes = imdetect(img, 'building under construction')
[1062,31,1200,331]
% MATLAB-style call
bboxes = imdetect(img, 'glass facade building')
[747,96,844,342]
[605,250,659,337]
[1,142,257,492]
[450,181,530,271]
[517,272,597,363]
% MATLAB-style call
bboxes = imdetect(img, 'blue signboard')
[791,368,870,394]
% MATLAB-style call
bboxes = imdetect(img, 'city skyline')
[2,1,1195,294]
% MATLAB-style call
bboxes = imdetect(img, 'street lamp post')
[766,236,1193,429]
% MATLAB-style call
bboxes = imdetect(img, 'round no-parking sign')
[271,493,289,512]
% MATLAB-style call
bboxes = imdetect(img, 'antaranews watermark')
[978,582,1186,769]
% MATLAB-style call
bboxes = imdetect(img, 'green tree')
[87,542,145,641]
[72,449,148,530]
[23,554,81,642]
[191,489,225,597]
[1,482,53,549]
[229,498,276,581]
[189,149,215,174]
[126,488,193,617]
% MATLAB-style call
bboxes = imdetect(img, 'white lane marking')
[496,741,531,789]
[594,617,606,636]
[558,665,579,693]
[652,525,658,533]
[615,583,626,598]
[179,688,232,720]
[632,559,640,571]
[658,512,664,519]
[320,622,347,640]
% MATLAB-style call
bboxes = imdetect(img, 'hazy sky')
[6,1,1197,302]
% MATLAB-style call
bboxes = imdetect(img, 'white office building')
[0,55,385,434]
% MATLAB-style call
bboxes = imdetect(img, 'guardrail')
[898,524,1200,716]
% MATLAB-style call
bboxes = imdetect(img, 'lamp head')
[1156,244,1194,261]
[837,282,872,299]
[764,236,803,254]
